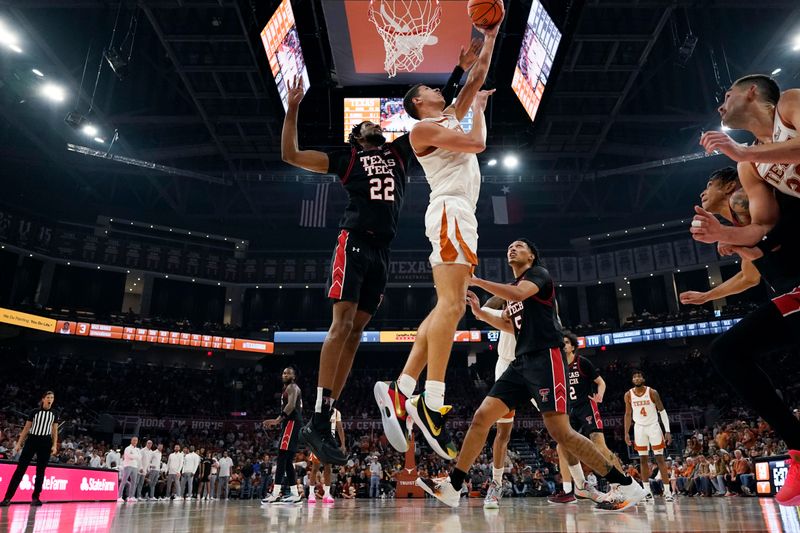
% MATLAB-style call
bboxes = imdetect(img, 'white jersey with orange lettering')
[414,113,483,269]
[630,387,659,426]
[754,110,800,196]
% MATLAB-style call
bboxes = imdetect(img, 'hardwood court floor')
[1,496,798,532]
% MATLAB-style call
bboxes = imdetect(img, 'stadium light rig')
[40,83,66,102]
[503,155,519,169]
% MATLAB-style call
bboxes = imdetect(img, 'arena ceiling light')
[793,35,800,51]
[82,124,98,137]
[31,68,44,77]
[487,158,497,167]
[39,83,66,102]
[93,137,105,144]
[772,68,782,76]
[0,21,21,53]
[502,154,519,169]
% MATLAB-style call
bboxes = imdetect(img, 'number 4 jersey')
[326,135,413,247]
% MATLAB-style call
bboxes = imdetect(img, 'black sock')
[450,468,467,491]
[604,467,631,485]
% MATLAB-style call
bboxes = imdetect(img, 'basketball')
[468,0,504,28]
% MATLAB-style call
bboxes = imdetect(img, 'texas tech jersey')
[326,135,413,246]
[281,384,303,423]
[568,356,599,408]
[507,265,564,357]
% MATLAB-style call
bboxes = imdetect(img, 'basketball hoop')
[368,0,442,78]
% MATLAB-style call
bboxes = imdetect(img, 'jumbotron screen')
[512,0,561,122]
[260,0,310,111]
[343,98,473,143]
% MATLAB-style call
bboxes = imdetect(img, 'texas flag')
[492,186,523,225]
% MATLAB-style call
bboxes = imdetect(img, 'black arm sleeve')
[441,65,465,107]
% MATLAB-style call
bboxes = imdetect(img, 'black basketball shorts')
[488,347,568,414]
[326,230,389,316]
[569,400,604,436]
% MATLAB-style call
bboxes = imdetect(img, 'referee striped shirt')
[28,408,56,436]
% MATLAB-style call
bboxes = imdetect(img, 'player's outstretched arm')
[471,276,538,302]
[679,259,760,305]
[281,75,329,174]
[451,23,501,121]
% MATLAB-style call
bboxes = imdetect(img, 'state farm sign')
[0,463,118,502]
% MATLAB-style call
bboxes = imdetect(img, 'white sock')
[563,481,573,494]
[315,387,323,413]
[324,485,331,497]
[568,464,586,489]
[425,380,446,411]
[398,374,416,398]
[663,484,672,497]
[644,481,652,495]
[290,485,299,496]
[272,484,281,496]
[493,467,504,486]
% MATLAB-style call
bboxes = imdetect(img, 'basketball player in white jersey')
[623,370,673,502]
[690,74,800,506]
[375,20,501,460]
[465,293,516,509]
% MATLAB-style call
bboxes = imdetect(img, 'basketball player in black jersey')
[261,366,303,504]
[280,45,483,466]
[417,239,644,511]
[691,74,800,505]
[549,330,618,504]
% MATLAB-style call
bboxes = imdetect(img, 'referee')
[0,391,59,506]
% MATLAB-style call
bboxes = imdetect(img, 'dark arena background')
[0,0,799,531]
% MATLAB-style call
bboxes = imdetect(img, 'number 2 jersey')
[326,135,414,247]
[506,265,564,356]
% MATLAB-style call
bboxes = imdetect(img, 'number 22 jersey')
[326,135,413,247]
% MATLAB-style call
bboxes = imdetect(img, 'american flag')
[299,183,330,228]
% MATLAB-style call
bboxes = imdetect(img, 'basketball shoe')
[261,492,281,504]
[594,481,647,511]
[405,393,457,460]
[307,493,316,504]
[483,480,501,509]
[574,482,605,502]
[776,450,800,506]
[416,477,460,508]
[374,381,410,453]
[547,490,577,504]
[300,416,346,466]
[279,493,302,505]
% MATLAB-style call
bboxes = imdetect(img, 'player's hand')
[679,291,708,305]
[465,290,482,315]
[471,89,496,113]
[475,17,503,38]
[588,393,603,404]
[502,306,512,321]
[690,205,725,244]
[665,433,672,446]
[51,446,58,456]
[13,444,20,454]
[624,435,632,446]
[286,75,305,109]
[262,419,278,429]
[700,131,750,162]
[458,38,483,70]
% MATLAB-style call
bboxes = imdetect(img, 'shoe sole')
[547,499,577,504]
[776,494,800,506]
[374,382,408,453]
[405,398,453,461]
[483,501,499,509]
[595,486,647,512]
[415,478,459,508]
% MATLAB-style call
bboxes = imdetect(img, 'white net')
[368,0,442,78]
